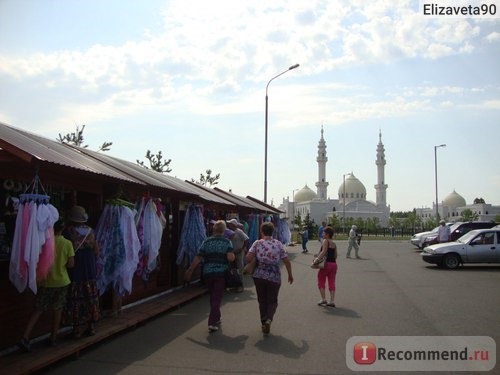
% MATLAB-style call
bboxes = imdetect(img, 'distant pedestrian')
[17,220,75,352]
[318,221,327,242]
[437,220,451,243]
[245,222,293,335]
[184,220,235,333]
[346,225,360,259]
[299,226,309,253]
[226,218,249,292]
[315,226,338,307]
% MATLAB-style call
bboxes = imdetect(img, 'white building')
[415,190,500,224]
[279,128,391,228]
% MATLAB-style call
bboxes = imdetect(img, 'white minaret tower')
[315,126,329,200]
[374,130,388,207]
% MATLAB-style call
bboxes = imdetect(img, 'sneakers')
[17,338,31,352]
[261,319,272,334]
[327,302,336,307]
[208,325,219,333]
[317,300,327,306]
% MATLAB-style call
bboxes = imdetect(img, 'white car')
[421,228,500,269]
[410,227,439,249]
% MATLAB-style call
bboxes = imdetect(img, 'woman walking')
[184,220,235,333]
[245,222,293,335]
[315,226,338,307]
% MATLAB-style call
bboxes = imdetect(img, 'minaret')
[374,130,388,207]
[315,126,329,200]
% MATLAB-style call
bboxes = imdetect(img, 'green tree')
[327,214,340,232]
[137,150,172,173]
[57,124,112,152]
[460,208,479,222]
[473,197,485,204]
[191,169,220,187]
[494,215,500,223]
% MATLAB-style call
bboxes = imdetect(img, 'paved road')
[45,241,499,375]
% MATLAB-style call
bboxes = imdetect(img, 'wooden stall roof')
[0,122,144,185]
[0,122,237,206]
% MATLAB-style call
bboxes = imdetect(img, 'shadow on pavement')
[186,332,249,354]
[255,336,309,358]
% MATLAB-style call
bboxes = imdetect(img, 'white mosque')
[415,190,500,223]
[278,128,391,228]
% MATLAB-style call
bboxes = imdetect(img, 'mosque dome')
[294,185,318,203]
[338,173,367,201]
[442,190,466,207]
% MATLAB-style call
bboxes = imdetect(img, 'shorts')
[35,286,69,311]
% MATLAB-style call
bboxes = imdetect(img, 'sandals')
[327,302,336,307]
[317,300,327,306]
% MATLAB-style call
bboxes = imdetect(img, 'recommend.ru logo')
[346,336,496,372]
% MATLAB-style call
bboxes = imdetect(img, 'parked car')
[421,221,497,248]
[421,228,500,269]
[411,227,438,249]
[410,223,453,249]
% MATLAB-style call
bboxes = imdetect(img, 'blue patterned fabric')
[176,205,207,268]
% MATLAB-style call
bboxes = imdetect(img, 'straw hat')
[69,205,88,223]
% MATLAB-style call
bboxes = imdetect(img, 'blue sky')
[1,0,499,212]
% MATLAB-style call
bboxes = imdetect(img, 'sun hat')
[69,205,88,223]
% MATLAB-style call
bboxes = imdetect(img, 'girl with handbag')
[316,226,338,307]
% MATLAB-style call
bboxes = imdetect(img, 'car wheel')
[442,254,460,270]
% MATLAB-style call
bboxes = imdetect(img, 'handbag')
[243,257,257,275]
[310,255,326,269]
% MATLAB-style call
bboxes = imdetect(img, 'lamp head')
[289,64,300,70]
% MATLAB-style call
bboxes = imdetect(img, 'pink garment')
[35,204,59,281]
[9,202,28,292]
[37,227,55,281]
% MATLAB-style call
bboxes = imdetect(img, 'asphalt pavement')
[42,240,500,375]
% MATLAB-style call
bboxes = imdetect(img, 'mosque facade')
[278,128,391,228]
[415,190,500,223]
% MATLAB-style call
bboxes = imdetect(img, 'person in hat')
[63,205,100,338]
[226,218,249,292]
[346,225,360,259]
[437,220,451,243]
[17,220,75,352]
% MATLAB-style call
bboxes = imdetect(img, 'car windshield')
[448,222,463,233]
[457,230,480,244]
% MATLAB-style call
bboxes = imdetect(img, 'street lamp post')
[434,144,446,225]
[264,64,300,203]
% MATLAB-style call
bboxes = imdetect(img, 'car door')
[465,231,497,263]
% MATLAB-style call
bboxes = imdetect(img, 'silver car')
[411,227,438,249]
[421,228,500,269]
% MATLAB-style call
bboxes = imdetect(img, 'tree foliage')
[136,150,172,173]
[191,169,220,187]
[473,197,486,204]
[460,208,479,222]
[57,124,112,152]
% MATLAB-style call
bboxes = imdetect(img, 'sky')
[0,0,499,212]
